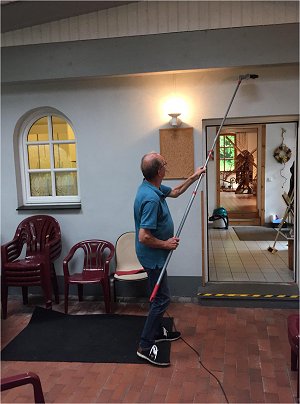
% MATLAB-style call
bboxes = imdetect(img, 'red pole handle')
[149,283,160,302]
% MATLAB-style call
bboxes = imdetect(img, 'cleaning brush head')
[239,73,259,80]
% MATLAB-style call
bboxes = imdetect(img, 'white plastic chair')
[112,232,148,301]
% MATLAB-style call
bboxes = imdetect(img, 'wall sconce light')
[168,113,182,128]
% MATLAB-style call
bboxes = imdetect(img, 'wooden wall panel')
[2,1,298,47]
[159,127,194,179]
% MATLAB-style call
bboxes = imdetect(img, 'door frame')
[215,124,266,225]
[202,114,299,286]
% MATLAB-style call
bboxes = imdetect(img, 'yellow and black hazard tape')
[197,293,299,299]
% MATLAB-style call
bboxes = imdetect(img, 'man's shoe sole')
[136,350,170,366]
[155,335,181,343]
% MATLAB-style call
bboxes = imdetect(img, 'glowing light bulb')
[161,96,189,125]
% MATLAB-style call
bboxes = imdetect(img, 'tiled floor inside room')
[1,297,298,403]
[208,226,294,283]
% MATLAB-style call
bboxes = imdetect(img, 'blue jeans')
[139,267,171,349]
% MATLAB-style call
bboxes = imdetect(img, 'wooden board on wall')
[159,127,194,179]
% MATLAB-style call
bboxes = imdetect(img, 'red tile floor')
[1,297,298,403]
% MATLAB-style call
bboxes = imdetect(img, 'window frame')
[19,110,81,206]
[219,133,236,174]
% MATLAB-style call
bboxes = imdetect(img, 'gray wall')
[2,24,298,83]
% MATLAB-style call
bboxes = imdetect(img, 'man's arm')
[139,228,179,250]
[168,167,206,198]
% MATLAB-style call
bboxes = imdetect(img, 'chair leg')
[45,300,52,310]
[291,350,299,399]
[291,349,298,371]
[109,276,116,312]
[297,367,299,399]
[102,280,111,314]
[43,284,52,309]
[78,284,83,302]
[41,263,52,310]
[111,276,117,303]
[51,265,59,304]
[1,284,8,319]
[22,287,28,305]
[1,372,45,404]
[64,283,69,314]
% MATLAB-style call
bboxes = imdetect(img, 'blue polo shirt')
[134,180,174,269]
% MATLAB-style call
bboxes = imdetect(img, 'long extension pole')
[149,73,259,302]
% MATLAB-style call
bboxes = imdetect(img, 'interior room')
[206,121,297,284]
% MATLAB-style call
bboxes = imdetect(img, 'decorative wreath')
[273,144,292,164]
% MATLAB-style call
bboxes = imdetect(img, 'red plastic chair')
[288,314,299,398]
[1,372,45,403]
[1,215,61,319]
[63,239,115,314]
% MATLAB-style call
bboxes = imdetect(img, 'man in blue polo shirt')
[134,152,205,366]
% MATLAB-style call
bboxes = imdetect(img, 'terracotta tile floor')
[1,297,298,403]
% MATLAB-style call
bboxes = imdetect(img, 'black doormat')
[1,307,172,363]
[233,226,287,241]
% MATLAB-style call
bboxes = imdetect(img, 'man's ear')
[157,168,164,179]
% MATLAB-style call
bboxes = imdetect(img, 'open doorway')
[205,118,298,285]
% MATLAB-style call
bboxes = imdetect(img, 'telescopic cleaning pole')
[149,73,259,302]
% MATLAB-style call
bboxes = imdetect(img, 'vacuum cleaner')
[209,207,229,229]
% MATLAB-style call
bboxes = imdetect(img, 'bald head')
[141,152,164,180]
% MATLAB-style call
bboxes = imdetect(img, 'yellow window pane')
[27,117,49,142]
[27,145,50,169]
[52,116,75,140]
[29,173,52,196]
[53,144,77,168]
[55,172,78,196]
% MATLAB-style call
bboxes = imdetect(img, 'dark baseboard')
[6,275,202,300]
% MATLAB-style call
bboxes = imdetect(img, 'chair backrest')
[115,232,142,273]
[73,240,115,273]
[15,215,61,257]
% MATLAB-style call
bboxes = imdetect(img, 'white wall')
[265,122,297,221]
[1,64,299,278]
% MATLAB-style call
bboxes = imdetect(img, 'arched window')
[18,110,80,206]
